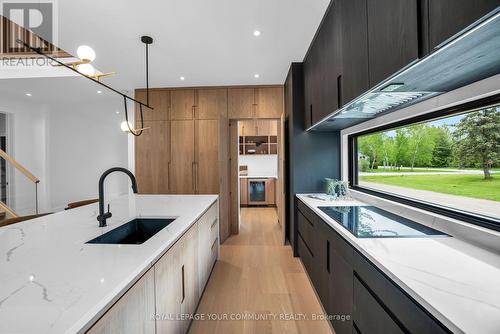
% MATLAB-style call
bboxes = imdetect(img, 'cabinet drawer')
[209,217,218,244]
[353,275,404,334]
[353,253,450,334]
[297,199,317,225]
[298,233,314,277]
[297,211,315,255]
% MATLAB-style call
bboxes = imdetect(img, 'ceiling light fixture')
[52,44,114,81]
[180,76,185,81]
[254,74,260,78]
[76,45,96,62]
[97,90,102,94]
[253,30,261,37]
[25,92,32,96]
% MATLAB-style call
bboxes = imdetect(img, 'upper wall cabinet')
[366,0,419,87]
[135,90,170,121]
[196,88,227,120]
[339,0,369,109]
[256,87,283,119]
[171,89,196,120]
[428,0,499,50]
[228,87,283,119]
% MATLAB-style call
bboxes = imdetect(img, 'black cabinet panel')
[340,0,370,106]
[367,0,419,87]
[353,275,404,334]
[297,211,316,255]
[353,252,450,334]
[429,0,499,50]
[303,53,315,129]
[329,245,354,334]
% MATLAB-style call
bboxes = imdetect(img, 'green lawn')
[364,167,456,173]
[360,174,500,202]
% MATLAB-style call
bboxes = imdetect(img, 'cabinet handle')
[337,75,343,108]
[210,218,218,230]
[181,265,185,303]
[211,237,218,251]
[167,162,171,191]
[309,104,313,125]
[326,240,331,273]
[192,162,196,191]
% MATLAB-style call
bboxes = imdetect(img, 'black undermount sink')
[86,218,175,245]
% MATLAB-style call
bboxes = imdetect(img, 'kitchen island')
[0,194,219,334]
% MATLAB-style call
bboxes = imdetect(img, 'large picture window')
[349,101,500,229]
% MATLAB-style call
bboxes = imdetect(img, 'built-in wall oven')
[248,179,268,205]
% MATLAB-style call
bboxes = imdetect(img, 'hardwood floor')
[189,208,333,334]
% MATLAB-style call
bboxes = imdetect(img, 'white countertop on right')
[297,193,500,334]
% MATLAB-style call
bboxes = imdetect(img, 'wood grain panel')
[256,87,284,119]
[180,223,199,333]
[170,120,194,193]
[228,88,255,119]
[135,90,170,121]
[171,89,195,120]
[135,121,169,194]
[196,120,219,194]
[87,270,155,334]
[197,89,228,120]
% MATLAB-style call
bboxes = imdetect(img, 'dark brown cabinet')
[428,0,499,50]
[366,0,419,87]
[340,0,369,106]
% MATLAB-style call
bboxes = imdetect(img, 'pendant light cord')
[123,96,144,137]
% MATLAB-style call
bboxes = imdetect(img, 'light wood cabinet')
[228,88,255,119]
[87,270,155,334]
[180,222,199,333]
[240,178,248,205]
[266,178,276,205]
[155,238,183,334]
[195,120,219,194]
[135,121,169,194]
[256,87,283,119]
[170,120,195,193]
[196,89,227,120]
[135,90,170,121]
[197,204,218,294]
[171,89,195,120]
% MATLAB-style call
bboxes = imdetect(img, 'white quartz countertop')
[296,194,500,334]
[0,194,218,334]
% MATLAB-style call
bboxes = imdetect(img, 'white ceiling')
[52,0,329,90]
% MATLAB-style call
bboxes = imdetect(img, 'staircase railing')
[0,148,40,217]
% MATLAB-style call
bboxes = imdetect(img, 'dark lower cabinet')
[428,0,499,50]
[296,199,451,334]
[353,275,405,334]
[366,0,419,87]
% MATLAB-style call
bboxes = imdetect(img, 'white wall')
[0,96,128,214]
[239,154,278,177]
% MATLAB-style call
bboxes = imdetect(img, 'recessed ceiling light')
[254,74,260,79]
[115,111,120,114]
[25,93,32,96]
[180,76,185,81]
[253,30,261,37]
[97,90,102,94]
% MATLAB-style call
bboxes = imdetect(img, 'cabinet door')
[303,52,314,129]
[265,178,275,205]
[228,88,255,119]
[367,0,419,87]
[135,121,169,194]
[240,178,248,205]
[171,89,195,120]
[340,0,369,106]
[197,88,227,120]
[87,270,155,334]
[329,244,354,334]
[315,1,342,121]
[240,120,257,136]
[155,240,183,334]
[135,90,170,121]
[429,0,499,49]
[170,120,195,194]
[256,87,283,118]
[180,223,199,333]
[195,120,219,194]
[353,276,404,334]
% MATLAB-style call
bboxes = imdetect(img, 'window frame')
[348,93,500,232]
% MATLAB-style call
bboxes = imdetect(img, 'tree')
[407,124,434,169]
[453,108,500,179]
[358,133,384,169]
[391,129,409,169]
[431,127,453,167]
